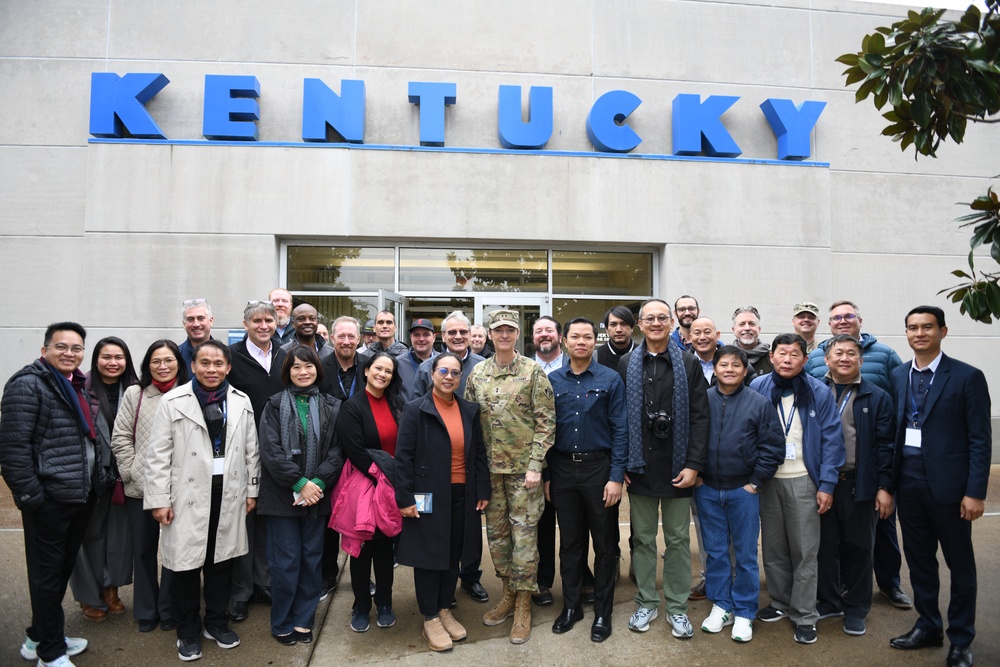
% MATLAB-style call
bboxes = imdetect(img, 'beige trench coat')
[144,382,260,572]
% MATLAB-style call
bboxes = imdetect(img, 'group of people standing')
[0,291,990,667]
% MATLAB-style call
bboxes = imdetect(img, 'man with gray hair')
[179,298,215,368]
[470,324,493,358]
[226,300,287,622]
[412,311,484,399]
[732,306,772,379]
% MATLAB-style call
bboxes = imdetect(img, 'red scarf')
[152,378,177,394]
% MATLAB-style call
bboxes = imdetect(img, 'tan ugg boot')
[438,608,467,641]
[483,583,517,626]
[422,617,453,652]
[510,591,532,644]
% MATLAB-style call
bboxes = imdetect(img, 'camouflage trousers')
[485,473,545,592]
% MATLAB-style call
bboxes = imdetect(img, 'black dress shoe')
[160,618,178,632]
[552,607,584,634]
[138,619,159,633]
[532,585,554,606]
[947,645,973,667]
[293,630,313,644]
[272,633,297,646]
[251,585,273,605]
[890,626,944,650]
[461,581,489,603]
[591,616,612,642]
[229,601,249,622]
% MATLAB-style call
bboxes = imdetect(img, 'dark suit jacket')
[227,337,287,427]
[891,354,992,505]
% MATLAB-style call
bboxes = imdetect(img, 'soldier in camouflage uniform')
[464,309,555,644]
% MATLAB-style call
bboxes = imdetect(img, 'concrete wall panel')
[0,1,109,59]
[829,171,994,256]
[820,91,997,178]
[79,232,278,330]
[356,0,592,75]
[106,0,356,65]
[0,59,97,147]
[86,143,352,235]
[663,243,834,338]
[0,146,87,236]
[0,237,85,328]
[595,0,813,87]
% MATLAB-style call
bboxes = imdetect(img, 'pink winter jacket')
[329,459,402,557]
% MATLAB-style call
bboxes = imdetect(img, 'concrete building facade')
[1,0,997,441]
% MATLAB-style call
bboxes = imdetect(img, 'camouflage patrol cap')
[488,309,520,330]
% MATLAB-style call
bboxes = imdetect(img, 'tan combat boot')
[422,617,453,652]
[483,582,517,626]
[509,591,532,644]
[438,608,467,641]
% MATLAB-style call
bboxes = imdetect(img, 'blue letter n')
[302,79,366,143]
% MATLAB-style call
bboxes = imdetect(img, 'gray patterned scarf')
[625,338,690,476]
[279,386,321,479]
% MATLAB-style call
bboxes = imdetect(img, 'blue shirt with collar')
[549,358,629,483]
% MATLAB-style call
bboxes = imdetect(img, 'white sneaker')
[628,605,658,632]
[36,656,75,667]
[21,637,88,661]
[732,616,753,642]
[701,605,734,633]
[669,613,694,639]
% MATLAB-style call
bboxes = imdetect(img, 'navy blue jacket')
[749,372,846,495]
[702,383,785,491]
[890,354,991,504]
[831,378,895,500]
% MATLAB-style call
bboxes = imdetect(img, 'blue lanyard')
[338,371,357,399]
[777,398,797,437]
[837,389,853,417]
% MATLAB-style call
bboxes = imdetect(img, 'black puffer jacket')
[0,360,95,509]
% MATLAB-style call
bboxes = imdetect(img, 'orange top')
[433,392,465,484]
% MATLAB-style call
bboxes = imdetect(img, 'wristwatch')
[748,483,759,493]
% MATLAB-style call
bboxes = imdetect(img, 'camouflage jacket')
[464,353,555,475]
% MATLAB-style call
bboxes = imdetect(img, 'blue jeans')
[694,484,761,620]
[266,515,324,635]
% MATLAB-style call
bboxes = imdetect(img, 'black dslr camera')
[646,411,672,439]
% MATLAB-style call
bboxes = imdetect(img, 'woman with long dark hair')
[336,351,404,633]
[71,336,138,621]
[258,346,344,645]
[110,339,189,632]
[395,353,490,652]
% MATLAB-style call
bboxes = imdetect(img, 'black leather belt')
[552,449,609,462]
[838,470,856,481]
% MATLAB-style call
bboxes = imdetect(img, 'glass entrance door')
[476,295,547,358]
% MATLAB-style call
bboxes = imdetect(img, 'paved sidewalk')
[2,469,1000,666]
